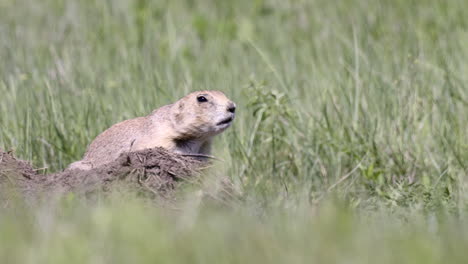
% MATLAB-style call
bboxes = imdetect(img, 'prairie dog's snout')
[216,101,236,127]
[227,101,236,113]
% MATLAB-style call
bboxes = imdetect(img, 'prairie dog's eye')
[197,96,208,103]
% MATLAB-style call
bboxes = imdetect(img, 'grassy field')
[1,0,468,263]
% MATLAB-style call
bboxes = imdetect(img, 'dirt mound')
[0,148,209,201]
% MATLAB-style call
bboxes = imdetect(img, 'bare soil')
[0,147,208,201]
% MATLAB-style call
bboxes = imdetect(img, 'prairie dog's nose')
[227,102,236,113]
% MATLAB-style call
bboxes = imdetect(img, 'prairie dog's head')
[171,90,236,139]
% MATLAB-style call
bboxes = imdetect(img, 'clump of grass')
[233,80,303,198]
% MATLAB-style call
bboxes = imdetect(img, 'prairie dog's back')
[69,117,146,170]
[85,117,146,159]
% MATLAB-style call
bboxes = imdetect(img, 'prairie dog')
[68,90,236,170]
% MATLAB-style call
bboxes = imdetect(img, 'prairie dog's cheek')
[205,115,215,125]
[174,112,184,124]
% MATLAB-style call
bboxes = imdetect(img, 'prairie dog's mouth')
[217,116,234,126]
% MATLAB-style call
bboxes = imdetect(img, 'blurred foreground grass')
[1,193,468,264]
[1,0,468,262]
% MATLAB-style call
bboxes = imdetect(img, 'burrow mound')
[0,147,209,200]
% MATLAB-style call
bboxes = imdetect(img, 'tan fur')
[68,90,236,170]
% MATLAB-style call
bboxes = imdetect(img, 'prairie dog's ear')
[171,101,186,126]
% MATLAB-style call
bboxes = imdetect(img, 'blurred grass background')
[1,0,468,263]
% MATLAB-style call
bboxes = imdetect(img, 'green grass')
[1,0,468,262]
